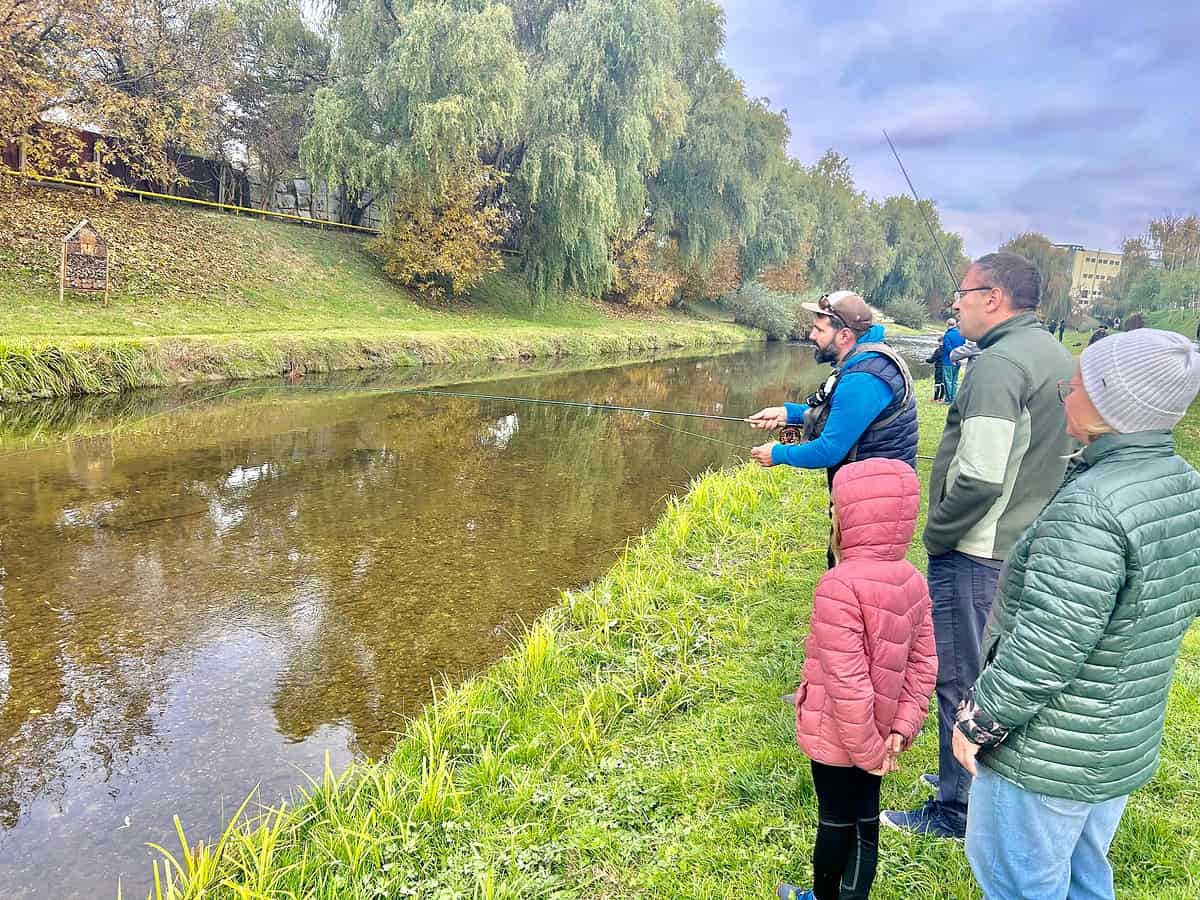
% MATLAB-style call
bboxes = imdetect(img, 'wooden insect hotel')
[60,219,113,304]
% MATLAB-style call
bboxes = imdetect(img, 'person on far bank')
[938,317,966,402]
[776,458,937,900]
[926,332,947,402]
[1089,323,1109,346]
[881,251,1075,840]
[1057,317,1067,341]
[954,329,1200,900]
[747,291,918,568]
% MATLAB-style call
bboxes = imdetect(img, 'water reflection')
[0,343,929,898]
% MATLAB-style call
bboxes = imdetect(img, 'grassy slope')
[146,386,1200,900]
[0,182,754,399]
[1144,310,1200,340]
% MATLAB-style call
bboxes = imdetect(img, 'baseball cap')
[801,291,873,334]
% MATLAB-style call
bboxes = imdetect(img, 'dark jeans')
[825,471,837,569]
[930,551,1001,835]
[811,761,882,900]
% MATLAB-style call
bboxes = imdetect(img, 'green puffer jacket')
[974,430,1200,802]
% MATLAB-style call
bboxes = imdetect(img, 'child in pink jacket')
[778,458,937,900]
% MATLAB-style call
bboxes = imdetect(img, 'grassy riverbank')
[0,183,755,401]
[1145,309,1200,340]
[142,387,1200,899]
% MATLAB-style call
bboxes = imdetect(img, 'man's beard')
[813,341,839,364]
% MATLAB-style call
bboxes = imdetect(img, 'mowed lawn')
[0,181,733,340]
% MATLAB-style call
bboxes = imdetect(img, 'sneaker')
[775,884,815,900]
[781,692,797,706]
[921,773,939,791]
[880,800,963,839]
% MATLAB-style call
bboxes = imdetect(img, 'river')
[0,341,931,898]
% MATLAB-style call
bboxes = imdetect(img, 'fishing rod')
[883,129,961,292]
[0,383,775,462]
[0,382,937,459]
[391,389,940,459]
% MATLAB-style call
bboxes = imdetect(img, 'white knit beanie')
[1080,329,1200,433]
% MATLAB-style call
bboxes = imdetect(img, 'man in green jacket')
[883,251,1075,839]
[953,329,1200,900]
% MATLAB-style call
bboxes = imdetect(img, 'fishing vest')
[803,343,918,478]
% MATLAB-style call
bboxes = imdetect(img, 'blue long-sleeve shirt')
[939,327,966,366]
[770,329,895,469]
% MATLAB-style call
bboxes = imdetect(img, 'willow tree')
[300,0,526,215]
[1000,232,1072,321]
[651,57,780,261]
[740,158,817,283]
[801,151,891,294]
[873,195,966,313]
[520,0,687,300]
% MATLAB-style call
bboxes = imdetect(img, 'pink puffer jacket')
[795,457,937,771]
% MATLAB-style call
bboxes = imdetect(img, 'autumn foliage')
[606,232,683,308]
[678,240,742,305]
[1,0,236,193]
[371,166,506,299]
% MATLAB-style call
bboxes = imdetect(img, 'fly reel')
[777,424,804,445]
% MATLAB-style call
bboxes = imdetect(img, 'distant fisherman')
[747,290,918,568]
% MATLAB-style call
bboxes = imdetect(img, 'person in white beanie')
[952,328,1200,900]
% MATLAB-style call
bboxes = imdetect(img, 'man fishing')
[746,290,918,567]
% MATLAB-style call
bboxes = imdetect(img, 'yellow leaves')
[607,231,683,308]
[370,165,505,300]
[0,180,255,300]
[679,240,742,303]
[1,0,237,192]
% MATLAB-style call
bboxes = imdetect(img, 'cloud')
[721,0,1198,256]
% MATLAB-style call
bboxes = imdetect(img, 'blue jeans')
[966,765,1128,900]
[944,363,960,401]
[930,551,1001,834]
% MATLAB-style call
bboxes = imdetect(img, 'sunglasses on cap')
[816,293,850,331]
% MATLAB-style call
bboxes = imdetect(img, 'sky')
[720,0,1200,258]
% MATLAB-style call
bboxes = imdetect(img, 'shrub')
[607,231,683,307]
[721,283,807,340]
[372,165,505,299]
[886,297,927,329]
[678,240,742,304]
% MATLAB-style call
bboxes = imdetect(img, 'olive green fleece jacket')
[924,312,1075,560]
[975,431,1200,801]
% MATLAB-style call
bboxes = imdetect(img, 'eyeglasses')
[1057,380,1079,403]
[953,286,994,301]
[816,293,850,331]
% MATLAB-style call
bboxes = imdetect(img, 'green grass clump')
[140,387,1200,898]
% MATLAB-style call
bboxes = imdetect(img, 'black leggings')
[810,760,882,900]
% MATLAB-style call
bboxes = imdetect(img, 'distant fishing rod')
[883,129,960,292]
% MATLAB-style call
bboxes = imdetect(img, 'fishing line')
[394,387,750,423]
[883,129,961,292]
[637,414,752,451]
[0,380,937,462]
